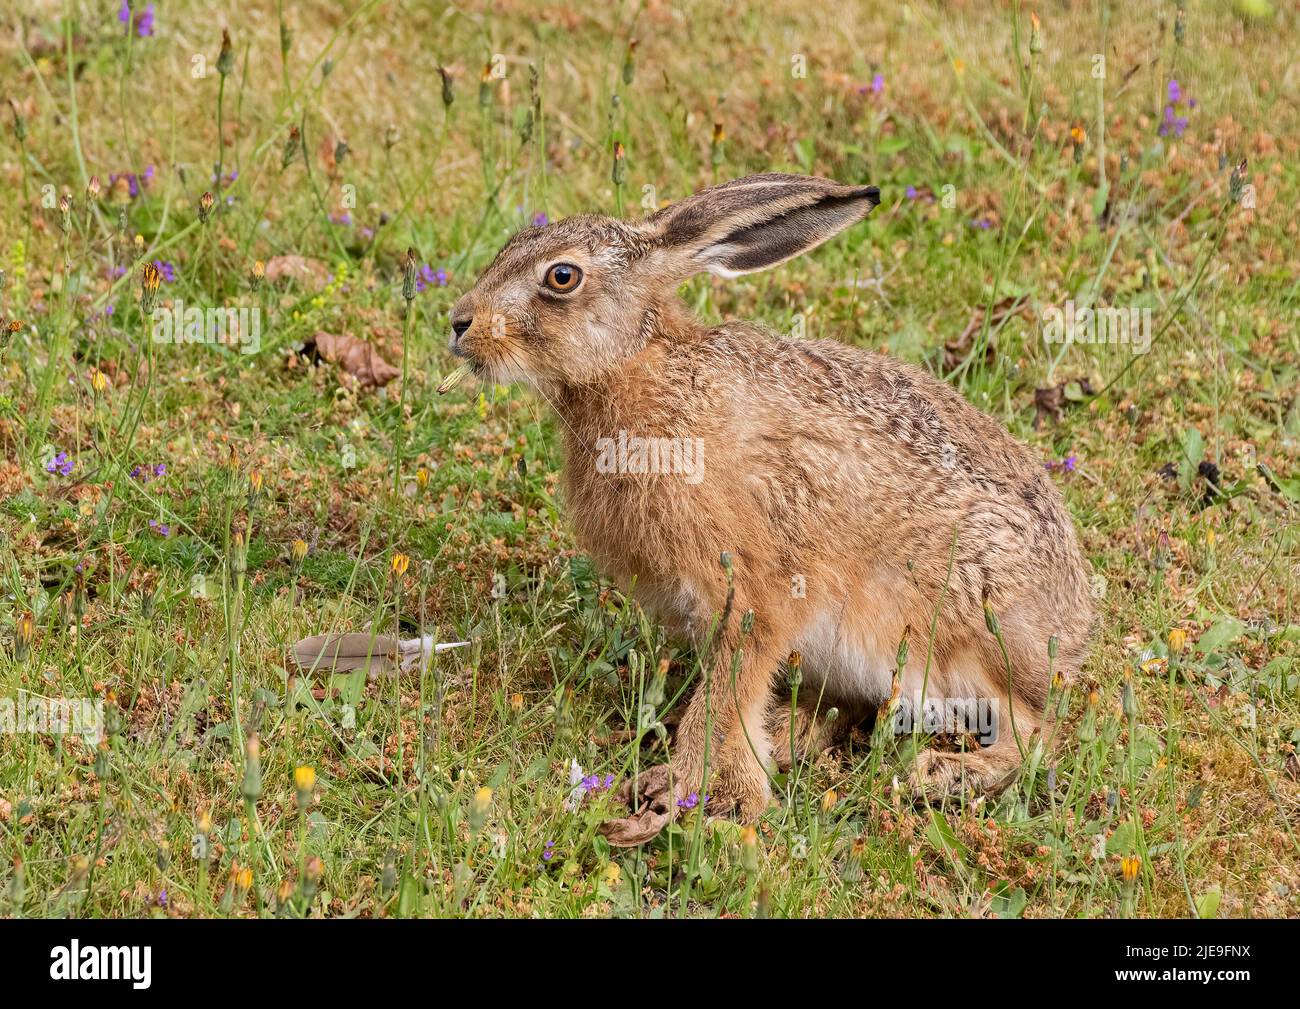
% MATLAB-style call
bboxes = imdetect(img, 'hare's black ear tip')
[862,185,882,207]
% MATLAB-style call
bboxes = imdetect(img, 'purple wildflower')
[47,452,74,477]
[677,791,700,810]
[148,519,171,537]
[1159,106,1188,138]
[414,265,449,293]
[871,73,885,94]
[157,889,168,907]
[118,1,155,38]
[153,260,176,283]
[1159,80,1192,138]
[905,185,918,200]
[542,840,555,861]
[970,218,993,230]
[532,212,549,227]
[330,211,353,226]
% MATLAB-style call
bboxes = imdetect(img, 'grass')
[0,0,1297,918]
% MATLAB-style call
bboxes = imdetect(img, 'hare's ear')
[646,173,880,278]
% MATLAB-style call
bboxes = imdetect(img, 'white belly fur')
[793,610,895,705]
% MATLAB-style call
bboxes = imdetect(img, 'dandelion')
[613,139,628,185]
[1168,628,1187,654]
[510,692,523,713]
[14,611,33,661]
[235,866,253,891]
[282,125,300,169]
[740,825,760,873]
[415,467,429,490]
[217,28,234,77]
[1029,11,1043,55]
[198,190,215,223]
[1121,855,1141,882]
[290,538,308,563]
[140,262,162,314]
[391,553,410,577]
[470,786,492,831]
[242,734,263,801]
[821,788,838,812]
[402,248,418,301]
[91,369,109,394]
[248,470,263,495]
[622,38,637,86]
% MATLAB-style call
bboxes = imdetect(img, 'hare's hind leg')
[766,693,865,772]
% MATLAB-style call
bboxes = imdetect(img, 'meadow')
[0,0,1297,918]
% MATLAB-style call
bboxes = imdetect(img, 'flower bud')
[140,261,162,314]
[438,66,454,108]
[401,247,418,301]
[217,28,234,77]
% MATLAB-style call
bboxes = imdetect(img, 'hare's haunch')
[450,174,1093,845]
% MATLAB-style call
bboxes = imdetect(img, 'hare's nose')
[450,317,472,354]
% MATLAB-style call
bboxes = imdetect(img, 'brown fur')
[449,174,1093,838]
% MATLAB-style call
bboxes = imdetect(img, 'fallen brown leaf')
[306,331,401,389]
[264,254,330,286]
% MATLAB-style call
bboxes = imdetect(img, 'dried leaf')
[264,254,330,286]
[308,331,401,389]
[600,764,680,847]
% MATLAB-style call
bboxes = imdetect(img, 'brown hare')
[446,173,1093,846]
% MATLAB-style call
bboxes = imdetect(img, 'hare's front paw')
[599,763,684,847]
[705,750,772,824]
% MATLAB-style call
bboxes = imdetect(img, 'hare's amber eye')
[544,263,583,293]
